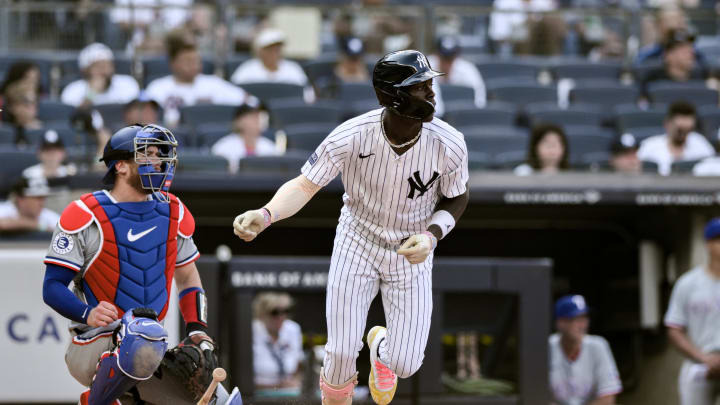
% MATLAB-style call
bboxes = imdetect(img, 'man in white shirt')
[427,35,486,108]
[22,129,77,181]
[0,176,59,232]
[211,102,279,173]
[230,28,314,102]
[665,218,720,405]
[549,295,622,405]
[637,101,715,175]
[145,34,250,127]
[693,130,720,176]
[61,43,140,108]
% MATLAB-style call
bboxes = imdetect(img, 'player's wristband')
[422,231,438,250]
[261,207,273,227]
[429,210,456,239]
[179,287,208,328]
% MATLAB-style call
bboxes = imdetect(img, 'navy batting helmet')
[372,50,444,120]
[99,124,178,202]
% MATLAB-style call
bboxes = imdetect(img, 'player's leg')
[66,324,119,388]
[678,361,715,405]
[321,229,382,404]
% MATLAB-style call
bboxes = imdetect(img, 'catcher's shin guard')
[88,309,168,405]
[319,368,357,405]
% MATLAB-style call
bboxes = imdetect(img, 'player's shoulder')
[584,334,611,349]
[166,192,195,238]
[675,266,705,288]
[426,116,466,151]
[112,74,139,87]
[145,75,173,91]
[327,108,383,140]
[58,196,96,234]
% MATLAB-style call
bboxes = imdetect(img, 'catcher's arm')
[175,261,209,335]
[233,174,321,242]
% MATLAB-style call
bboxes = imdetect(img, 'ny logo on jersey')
[407,171,439,199]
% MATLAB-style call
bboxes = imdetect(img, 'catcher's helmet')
[372,50,444,120]
[100,124,178,202]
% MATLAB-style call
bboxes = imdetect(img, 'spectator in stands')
[636,7,695,64]
[3,85,43,148]
[230,28,314,102]
[123,93,161,127]
[252,292,304,396]
[515,123,569,175]
[640,29,708,99]
[0,61,42,103]
[428,35,486,108]
[550,294,622,404]
[211,102,278,174]
[637,101,714,175]
[665,218,720,405]
[22,129,77,180]
[693,131,720,176]
[145,32,249,127]
[60,43,140,108]
[489,0,558,56]
[0,176,59,233]
[610,133,642,174]
[334,37,370,84]
[110,0,193,53]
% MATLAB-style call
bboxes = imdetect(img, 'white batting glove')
[233,208,271,242]
[397,231,437,264]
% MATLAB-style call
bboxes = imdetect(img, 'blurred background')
[1,0,720,403]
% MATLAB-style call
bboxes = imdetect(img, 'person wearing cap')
[665,218,720,405]
[230,28,313,102]
[22,129,77,180]
[549,294,622,405]
[428,35,486,108]
[637,101,714,175]
[609,133,642,174]
[0,176,59,232]
[60,43,140,108]
[123,92,161,128]
[334,37,370,84]
[211,102,279,173]
[145,33,249,127]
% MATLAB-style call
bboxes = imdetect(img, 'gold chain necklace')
[381,110,421,149]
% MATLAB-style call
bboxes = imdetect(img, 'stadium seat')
[439,84,475,104]
[494,150,527,169]
[271,101,342,128]
[490,84,557,108]
[37,101,75,122]
[699,106,720,139]
[464,135,527,157]
[143,57,213,81]
[647,85,718,107]
[551,61,622,81]
[176,150,228,172]
[631,62,663,83]
[195,123,232,147]
[0,146,39,180]
[282,122,335,152]
[94,103,127,130]
[671,159,702,174]
[567,134,612,164]
[239,82,304,104]
[338,82,376,102]
[475,60,539,81]
[25,127,82,148]
[569,85,639,110]
[615,106,666,131]
[526,103,603,127]
[180,104,238,128]
[238,153,308,173]
[460,125,529,138]
[0,126,14,146]
[302,57,337,85]
[563,125,616,140]
[0,54,53,94]
[468,151,492,170]
[443,102,518,128]
[622,126,665,142]
[224,54,251,80]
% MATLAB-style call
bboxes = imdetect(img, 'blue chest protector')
[84,191,172,316]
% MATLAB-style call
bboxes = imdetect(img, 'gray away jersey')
[301,108,469,244]
[549,333,622,405]
[665,266,720,352]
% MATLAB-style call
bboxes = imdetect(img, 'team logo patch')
[52,232,74,254]
[308,152,318,166]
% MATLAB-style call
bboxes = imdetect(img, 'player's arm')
[667,325,709,364]
[233,174,321,242]
[174,261,210,334]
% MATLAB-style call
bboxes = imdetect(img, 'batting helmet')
[100,124,178,202]
[372,50,444,121]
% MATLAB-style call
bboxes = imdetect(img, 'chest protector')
[81,191,180,321]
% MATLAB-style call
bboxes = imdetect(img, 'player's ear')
[115,160,130,176]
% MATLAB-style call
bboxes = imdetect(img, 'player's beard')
[129,164,152,196]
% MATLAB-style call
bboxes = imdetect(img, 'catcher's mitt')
[161,333,219,401]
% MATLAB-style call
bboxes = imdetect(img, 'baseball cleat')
[367,326,398,405]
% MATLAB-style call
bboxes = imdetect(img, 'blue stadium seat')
[302,57,337,85]
[464,135,527,163]
[699,105,720,139]
[563,125,616,140]
[283,123,335,152]
[460,125,529,138]
[468,151,492,170]
[622,126,665,142]
[224,54,251,80]
[475,60,539,81]
[0,126,14,145]
[195,123,232,148]
[647,84,718,107]
[239,82,304,104]
[490,84,557,108]
[143,57,213,81]
[37,101,75,122]
[238,152,308,173]
[671,159,702,174]
[95,103,127,131]
[569,85,639,110]
[0,146,39,180]
[180,104,238,128]
[439,84,475,104]
[338,82,376,102]
[494,150,527,169]
[567,134,612,164]
[25,127,82,148]
[551,61,622,81]
[271,102,342,128]
[443,102,518,128]
[176,150,228,173]
[526,103,603,127]
[615,106,666,131]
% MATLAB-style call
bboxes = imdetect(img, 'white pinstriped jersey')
[301,108,468,244]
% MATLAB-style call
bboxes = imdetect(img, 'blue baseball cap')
[555,295,589,319]
[704,218,720,240]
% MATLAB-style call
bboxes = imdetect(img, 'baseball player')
[549,295,622,405]
[233,50,469,405]
[665,218,720,405]
[41,124,242,405]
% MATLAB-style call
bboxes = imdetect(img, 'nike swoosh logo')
[127,226,157,242]
[359,153,375,159]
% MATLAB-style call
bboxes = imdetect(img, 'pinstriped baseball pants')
[322,225,433,385]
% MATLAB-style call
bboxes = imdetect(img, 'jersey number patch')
[407,171,439,199]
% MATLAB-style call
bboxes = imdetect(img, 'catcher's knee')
[319,368,357,405]
[116,308,168,379]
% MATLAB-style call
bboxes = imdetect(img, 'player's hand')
[233,209,268,242]
[87,301,119,327]
[704,353,720,379]
[397,232,436,264]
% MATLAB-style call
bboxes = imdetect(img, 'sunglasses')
[269,308,291,317]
